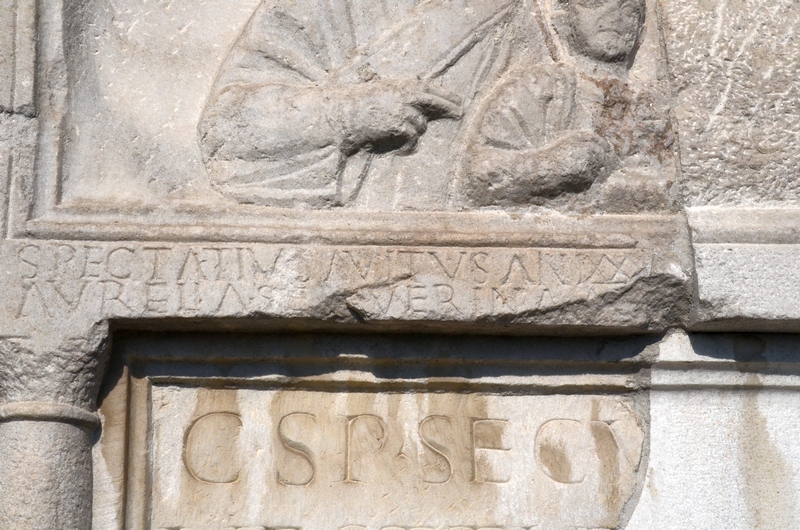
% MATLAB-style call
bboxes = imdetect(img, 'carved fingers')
[338,80,463,155]
[405,83,464,120]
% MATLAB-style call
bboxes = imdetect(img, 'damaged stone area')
[1,233,691,335]
[2,0,800,528]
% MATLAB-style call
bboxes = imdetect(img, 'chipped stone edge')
[689,207,800,332]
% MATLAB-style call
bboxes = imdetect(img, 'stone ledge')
[691,243,800,331]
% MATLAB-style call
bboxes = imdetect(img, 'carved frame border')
[95,332,653,530]
[13,0,689,250]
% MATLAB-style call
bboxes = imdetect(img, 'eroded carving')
[342,414,388,483]
[0,323,110,411]
[183,412,243,484]
[0,0,36,115]
[277,412,317,486]
[0,323,109,530]
[471,418,511,484]
[148,388,647,529]
[10,241,685,330]
[198,0,673,211]
[463,0,659,206]
[534,399,647,521]
[199,0,515,209]
[419,415,454,484]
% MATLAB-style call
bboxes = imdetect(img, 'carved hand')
[335,80,463,155]
[502,130,610,199]
[548,130,610,183]
[465,129,610,205]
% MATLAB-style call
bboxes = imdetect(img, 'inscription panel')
[1,240,689,335]
[146,387,646,530]
[14,244,651,318]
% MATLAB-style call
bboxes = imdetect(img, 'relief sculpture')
[463,0,671,207]
[199,0,674,211]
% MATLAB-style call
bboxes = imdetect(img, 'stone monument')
[0,0,799,528]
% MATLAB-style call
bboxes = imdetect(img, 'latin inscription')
[149,388,646,530]
[12,243,653,321]
[182,412,516,487]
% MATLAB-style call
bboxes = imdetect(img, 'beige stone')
[147,388,644,530]
[93,333,653,530]
[2,0,800,528]
[662,0,800,207]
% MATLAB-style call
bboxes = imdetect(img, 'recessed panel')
[146,386,645,530]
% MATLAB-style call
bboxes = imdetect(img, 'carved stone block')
[93,334,653,530]
[54,0,677,214]
[0,0,36,115]
[1,0,694,334]
[2,0,800,528]
[1,234,690,334]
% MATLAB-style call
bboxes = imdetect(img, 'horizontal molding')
[23,211,687,248]
[0,401,100,429]
[652,361,800,389]
[688,207,800,244]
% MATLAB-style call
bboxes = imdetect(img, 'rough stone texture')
[662,0,800,207]
[0,112,36,237]
[1,0,800,528]
[0,323,106,530]
[0,0,36,115]
[0,421,94,529]
[692,244,800,331]
[0,237,692,335]
[0,323,109,410]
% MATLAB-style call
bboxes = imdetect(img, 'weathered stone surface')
[2,0,800,527]
[0,235,692,334]
[0,0,36,115]
[0,0,693,336]
[94,333,654,530]
[662,0,800,207]
[0,421,94,529]
[627,332,800,529]
[0,323,109,410]
[687,208,800,331]
[692,244,800,331]
[0,112,36,237]
[56,0,677,213]
[0,323,107,530]
[151,389,644,530]
[629,387,800,529]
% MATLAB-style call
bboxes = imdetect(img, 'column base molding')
[0,402,100,429]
